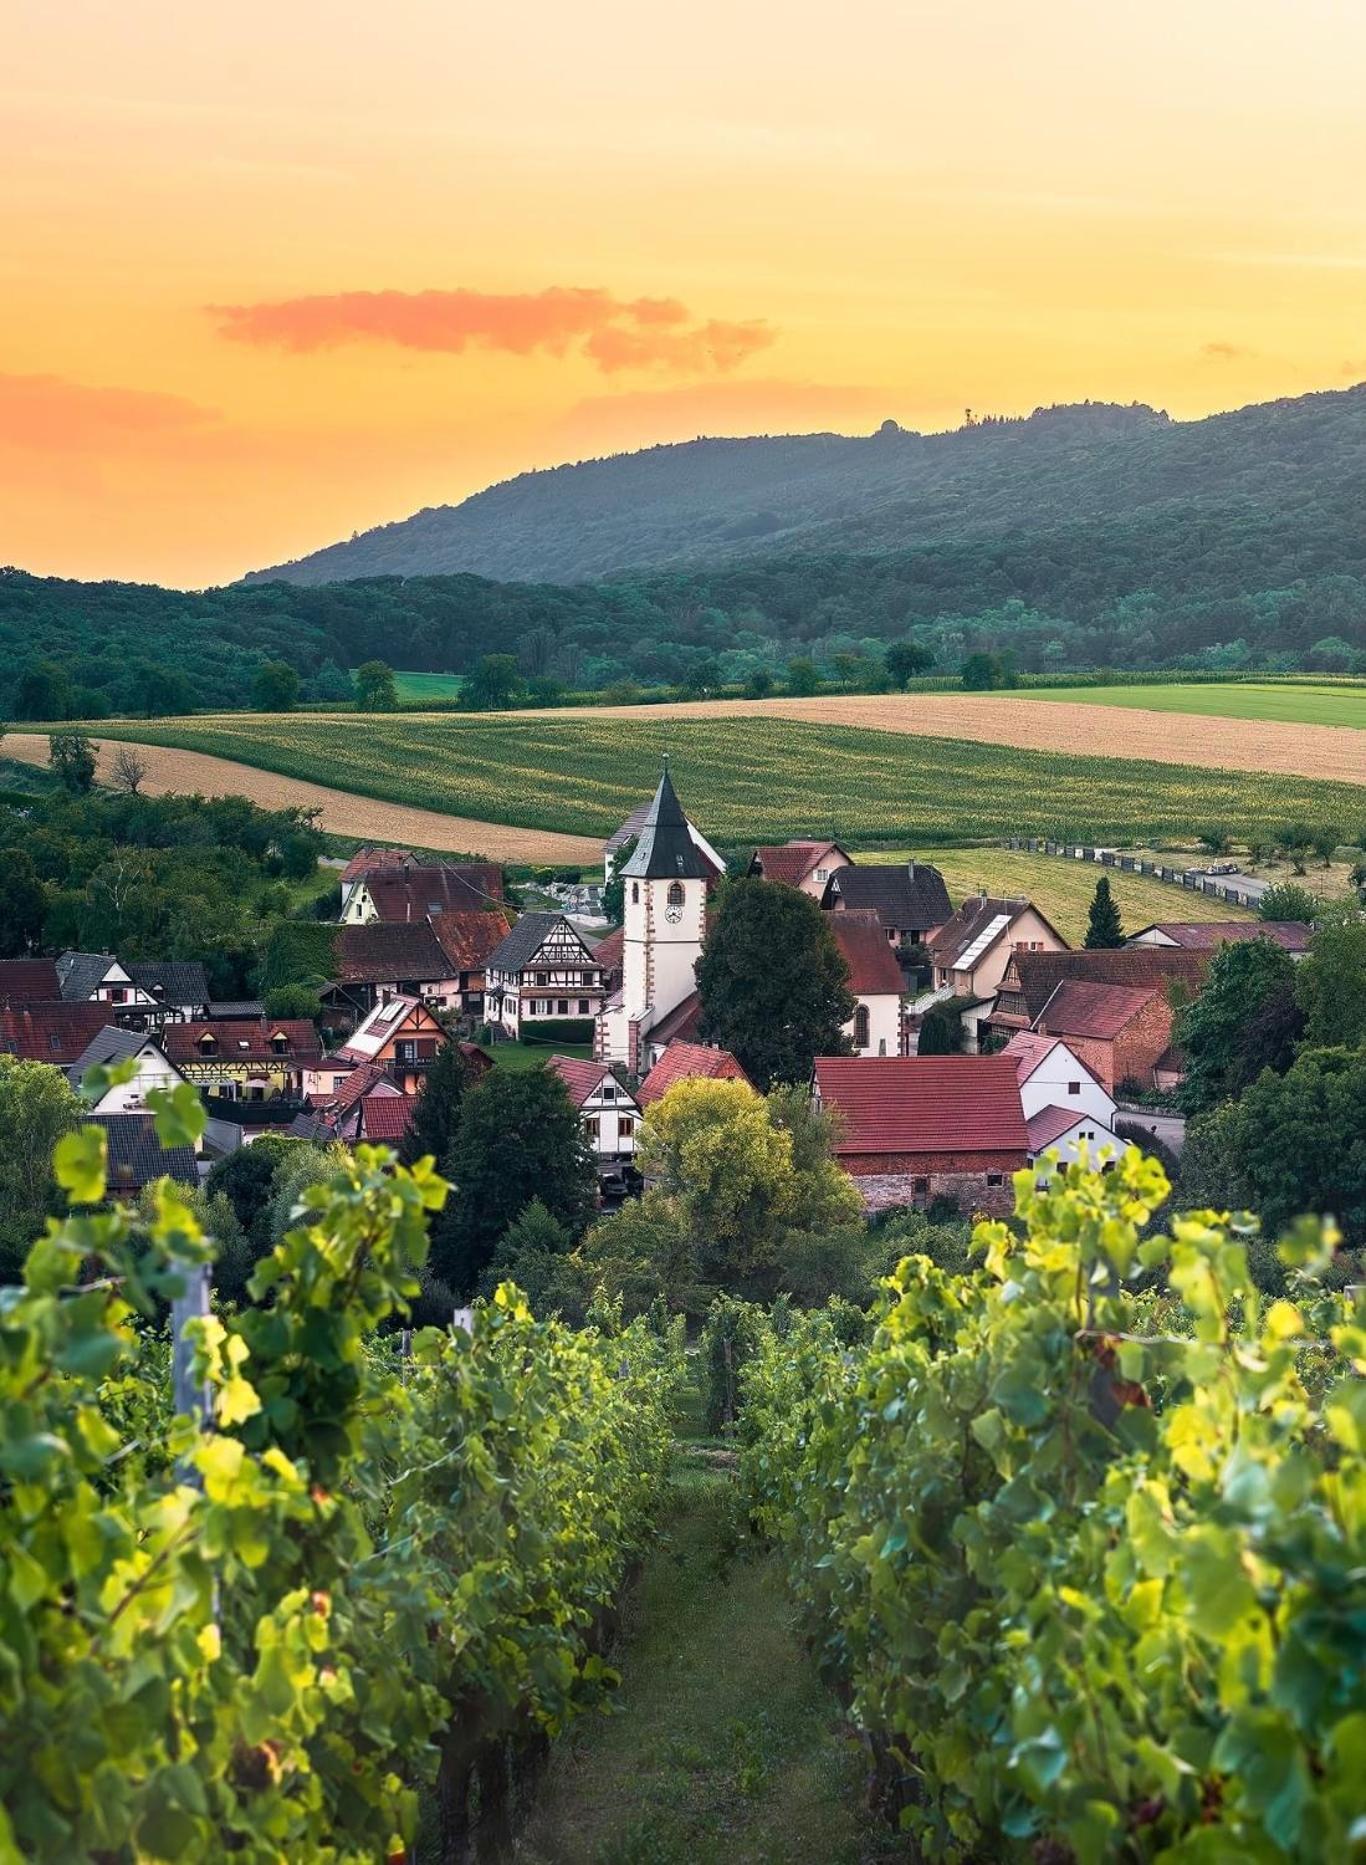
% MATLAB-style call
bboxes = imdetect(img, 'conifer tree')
[1083,875,1124,949]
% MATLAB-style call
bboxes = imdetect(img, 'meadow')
[392,669,465,703]
[1019,679,1366,729]
[76,710,1366,848]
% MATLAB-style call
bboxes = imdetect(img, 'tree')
[785,657,821,697]
[0,1057,81,1281]
[960,651,1001,691]
[0,851,46,957]
[1259,881,1319,923]
[460,654,525,711]
[262,983,323,1022]
[477,1198,585,1318]
[252,660,300,712]
[14,661,71,721]
[1220,1046,1366,1245]
[743,667,774,700]
[696,878,854,1089]
[398,1040,476,1168]
[601,836,637,926]
[1175,935,1304,1116]
[1083,875,1125,948]
[1196,828,1231,856]
[884,640,934,688]
[204,1133,300,1251]
[1275,823,1314,874]
[579,1191,695,1316]
[354,660,398,711]
[109,744,149,795]
[918,996,970,1055]
[433,1066,596,1294]
[1311,825,1341,866]
[1295,909,1366,1050]
[49,730,97,794]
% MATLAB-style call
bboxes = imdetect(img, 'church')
[595,769,718,1074]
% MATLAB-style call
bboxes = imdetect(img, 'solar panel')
[955,914,1010,972]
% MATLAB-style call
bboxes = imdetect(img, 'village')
[0,766,1317,1223]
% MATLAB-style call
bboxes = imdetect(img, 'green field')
[80,711,1366,848]
[1022,680,1366,729]
[392,670,465,702]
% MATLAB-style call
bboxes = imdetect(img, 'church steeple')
[622,766,710,880]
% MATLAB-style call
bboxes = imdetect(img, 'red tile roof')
[830,915,905,995]
[1026,1104,1090,1151]
[164,1019,323,1065]
[751,840,847,886]
[359,1096,418,1142]
[0,959,61,1005]
[431,909,509,973]
[813,1054,1028,1156]
[1000,1030,1102,1087]
[648,991,703,1047]
[340,845,414,885]
[0,1001,111,1065]
[364,864,503,919]
[638,1040,750,1106]
[545,1053,618,1109]
[592,926,625,976]
[1035,980,1157,1041]
[1006,947,1207,1023]
[1131,920,1312,952]
[325,1062,391,1114]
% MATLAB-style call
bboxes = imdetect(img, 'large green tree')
[1217,1046,1366,1245]
[399,1040,477,1168]
[1175,935,1304,1116]
[884,639,934,688]
[0,1058,81,1281]
[48,730,97,794]
[251,660,300,712]
[1294,908,1366,1050]
[0,851,46,956]
[696,878,854,1089]
[354,660,398,711]
[434,1066,596,1295]
[1083,875,1125,948]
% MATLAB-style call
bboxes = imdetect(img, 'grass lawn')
[861,846,1256,944]
[490,1039,593,1070]
[1019,680,1366,731]
[393,670,465,703]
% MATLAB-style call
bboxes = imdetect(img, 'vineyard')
[73,712,1366,847]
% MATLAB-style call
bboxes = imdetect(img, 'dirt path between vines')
[505,692,1366,786]
[2,733,604,863]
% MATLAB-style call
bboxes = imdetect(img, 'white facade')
[1028,1113,1123,1175]
[599,872,706,1068]
[845,991,902,1058]
[81,1041,186,1115]
[579,1075,641,1163]
[488,921,606,1040]
[1016,1039,1115,1127]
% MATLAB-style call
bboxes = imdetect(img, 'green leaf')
[147,1081,207,1149]
[54,1126,108,1205]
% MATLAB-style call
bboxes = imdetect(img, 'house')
[637,1040,749,1107]
[338,845,414,913]
[991,946,1208,1036]
[341,862,504,926]
[0,1002,111,1067]
[822,860,953,946]
[94,1113,199,1197]
[0,958,60,1004]
[327,914,505,1021]
[56,953,161,1019]
[596,771,713,1073]
[830,911,905,1056]
[1126,920,1312,956]
[163,1019,322,1100]
[546,1055,641,1165]
[811,1054,1028,1215]
[1031,979,1176,1096]
[926,896,1067,1000]
[301,1059,416,1144]
[330,994,449,1094]
[486,913,608,1040]
[749,840,853,898]
[604,800,723,884]
[1000,1030,1121,1173]
[125,962,211,1024]
[68,1025,187,1117]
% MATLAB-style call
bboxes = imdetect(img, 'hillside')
[243,384,1366,586]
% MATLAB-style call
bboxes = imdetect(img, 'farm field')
[54,710,1366,849]
[392,669,464,702]
[863,847,1256,944]
[1017,679,1366,729]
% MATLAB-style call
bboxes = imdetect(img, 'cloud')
[209,286,775,374]
[1342,358,1366,379]
[0,372,220,451]
[1200,340,1253,362]
[557,377,909,451]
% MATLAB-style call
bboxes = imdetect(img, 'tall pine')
[1084,875,1125,949]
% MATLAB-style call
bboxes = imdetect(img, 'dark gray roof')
[206,1000,266,1018]
[622,770,710,881]
[56,951,118,1002]
[486,912,590,975]
[128,961,211,1008]
[94,1113,198,1192]
[822,862,952,932]
[68,1024,168,1084]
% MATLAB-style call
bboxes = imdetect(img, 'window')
[578,998,590,1014]
[601,1083,615,1101]
[1068,1080,1081,1095]
[631,883,639,904]
[618,1116,634,1140]
[667,880,684,909]
[558,999,569,1015]
[815,868,828,883]
[110,988,126,1004]
[536,971,549,987]
[912,1176,929,1195]
[396,1040,416,1062]
[986,1173,1003,1187]
[853,1004,870,1048]
[584,1116,600,1139]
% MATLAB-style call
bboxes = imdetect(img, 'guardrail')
[1002,838,1261,907]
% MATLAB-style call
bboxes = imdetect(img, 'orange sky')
[6,0,1366,587]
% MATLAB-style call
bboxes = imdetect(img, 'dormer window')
[271,1032,289,1054]
[198,1034,218,1055]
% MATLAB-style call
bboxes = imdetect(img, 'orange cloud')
[209,286,774,373]
[0,372,219,451]
[1200,340,1253,362]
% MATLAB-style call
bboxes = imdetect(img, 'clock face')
[665,900,683,924]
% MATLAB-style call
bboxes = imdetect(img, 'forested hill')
[243,384,1366,586]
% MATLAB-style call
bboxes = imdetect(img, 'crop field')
[862,847,1255,944]
[68,711,1366,848]
[393,669,465,702]
[1018,679,1366,730]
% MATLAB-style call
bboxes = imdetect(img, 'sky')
[5,0,1366,588]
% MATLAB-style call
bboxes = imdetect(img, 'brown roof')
[814,1054,1029,1158]
[1010,947,1207,1023]
[591,926,625,977]
[1026,1104,1094,1151]
[333,921,449,984]
[431,909,509,973]
[545,1053,620,1109]
[928,896,1060,971]
[999,1029,1102,1088]
[638,1040,750,1106]
[0,1001,110,1065]
[0,959,61,1005]
[358,1096,418,1143]
[648,990,703,1047]
[95,1113,199,1193]
[1129,921,1312,953]
[340,845,414,884]
[363,864,503,920]
[751,840,848,887]
[1035,980,1158,1041]
[830,915,905,995]
[823,861,953,934]
[164,1019,322,1065]
[324,1061,391,1114]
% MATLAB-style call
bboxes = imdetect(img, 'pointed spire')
[622,767,709,880]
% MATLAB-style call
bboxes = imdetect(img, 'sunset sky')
[6,0,1366,588]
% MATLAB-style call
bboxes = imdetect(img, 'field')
[392,669,465,703]
[864,847,1255,943]
[56,710,1366,849]
[1019,679,1366,730]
